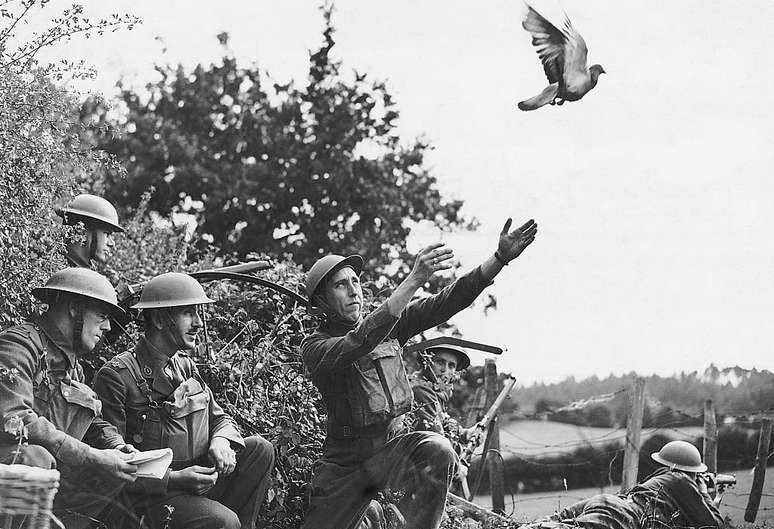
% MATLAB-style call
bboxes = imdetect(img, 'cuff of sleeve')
[473,265,495,288]
[213,432,245,450]
[132,469,170,496]
[52,434,92,465]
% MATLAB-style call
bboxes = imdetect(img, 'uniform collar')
[35,314,78,369]
[65,249,92,269]
[321,314,364,336]
[135,336,179,396]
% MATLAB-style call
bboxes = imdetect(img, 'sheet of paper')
[126,448,173,479]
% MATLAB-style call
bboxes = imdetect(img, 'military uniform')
[301,266,492,529]
[93,337,275,529]
[0,317,132,529]
[411,376,458,435]
[523,468,724,529]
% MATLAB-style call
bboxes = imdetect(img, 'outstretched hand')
[497,218,537,263]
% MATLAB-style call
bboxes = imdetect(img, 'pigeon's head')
[589,64,606,83]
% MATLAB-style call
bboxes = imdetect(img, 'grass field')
[496,419,704,457]
[472,465,774,527]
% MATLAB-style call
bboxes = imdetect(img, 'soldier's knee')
[211,507,240,529]
[424,433,456,463]
[243,435,275,465]
[17,444,56,469]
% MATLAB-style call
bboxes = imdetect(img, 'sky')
[29,0,774,384]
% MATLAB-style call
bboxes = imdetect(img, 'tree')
[81,6,469,278]
[0,1,138,326]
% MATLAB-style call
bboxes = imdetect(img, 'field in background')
[496,419,704,457]
[472,466,773,527]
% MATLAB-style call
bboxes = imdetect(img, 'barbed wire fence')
[458,372,774,526]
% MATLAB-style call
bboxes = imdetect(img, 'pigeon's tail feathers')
[518,83,558,111]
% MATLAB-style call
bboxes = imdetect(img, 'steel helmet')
[131,272,214,310]
[56,194,124,233]
[305,254,364,306]
[427,345,471,371]
[32,268,124,316]
[651,440,707,472]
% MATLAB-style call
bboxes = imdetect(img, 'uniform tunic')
[93,337,275,529]
[0,316,130,529]
[301,266,491,529]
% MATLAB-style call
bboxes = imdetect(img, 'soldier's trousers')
[135,435,275,529]
[301,430,458,529]
[519,494,642,529]
[0,443,135,529]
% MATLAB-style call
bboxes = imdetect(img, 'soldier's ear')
[146,310,165,331]
[66,297,80,319]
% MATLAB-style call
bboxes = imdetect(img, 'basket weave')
[0,463,60,529]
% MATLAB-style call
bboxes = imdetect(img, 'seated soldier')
[92,272,275,529]
[522,440,725,529]
[0,268,138,529]
[57,193,124,269]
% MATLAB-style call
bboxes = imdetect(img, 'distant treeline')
[479,365,774,428]
[469,427,774,495]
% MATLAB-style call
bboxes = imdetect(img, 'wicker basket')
[0,464,60,529]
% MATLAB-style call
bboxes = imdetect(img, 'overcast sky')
[36,0,774,384]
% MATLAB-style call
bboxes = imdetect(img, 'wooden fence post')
[621,377,645,492]
[745,418,773,522]
[703,399,717,474]
[483,359,505,514]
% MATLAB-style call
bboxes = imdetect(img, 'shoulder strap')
[113,353,156,407]
[26,324,50,388]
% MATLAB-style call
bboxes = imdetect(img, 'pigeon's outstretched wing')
[560,15,589,80]
[522,5,567,84]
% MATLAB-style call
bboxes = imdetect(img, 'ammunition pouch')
[330,339,413,436]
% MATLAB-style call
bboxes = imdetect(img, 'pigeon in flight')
[518,4,605,111]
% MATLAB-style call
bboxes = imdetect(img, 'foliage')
[0,1,138,327]
[79,6,469,280]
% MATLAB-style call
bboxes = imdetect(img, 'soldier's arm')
[393,266,492,344]
[91,364,129,437]
[0,327,97,466]
[301,302,398,377]
[667,473,725,528]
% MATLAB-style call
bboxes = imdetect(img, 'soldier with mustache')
[300,217,538,529]
[93,272,275,529]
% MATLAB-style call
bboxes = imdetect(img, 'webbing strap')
[113,353,156,407]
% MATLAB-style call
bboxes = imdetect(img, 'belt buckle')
[342,426,352,438]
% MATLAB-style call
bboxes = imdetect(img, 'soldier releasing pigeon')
[518,3,605,111]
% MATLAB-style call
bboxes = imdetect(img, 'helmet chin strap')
[72,300,84,355]
[160,308,188,351]
[87,227,99,262]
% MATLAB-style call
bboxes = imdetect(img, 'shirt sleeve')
[302,302,398,379]
[392,266,492,344]
[91,365,129,439]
